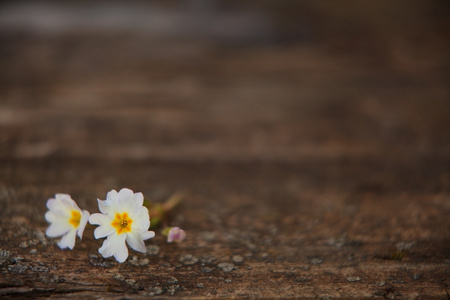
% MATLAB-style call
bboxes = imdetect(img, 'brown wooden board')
[0,1,449,298]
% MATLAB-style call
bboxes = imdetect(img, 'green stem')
[162,193,184,212]
[144,193,184,229]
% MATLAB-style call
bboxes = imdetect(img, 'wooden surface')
[1,1,449,299]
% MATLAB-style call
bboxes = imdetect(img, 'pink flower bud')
[167,227,186,243]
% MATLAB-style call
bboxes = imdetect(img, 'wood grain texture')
[0,1,449,298]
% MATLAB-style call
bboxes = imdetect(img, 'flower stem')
[145,193,184,229]
[162,193,184,212]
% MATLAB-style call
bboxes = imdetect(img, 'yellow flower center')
[69,210,81,228]
[111,212,133,234]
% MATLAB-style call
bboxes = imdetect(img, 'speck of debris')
[167,277,179,284]
[125,279,136,286]
[129,258,150,266]
[202,266,215,273]
[347,276,361,282]
[197,283,204,288]
[245,242,257,251]
[326,236,347,248]
[377,281,386,286]
[30,265,49,272]
[37,274,60,283]
[19,241,29,248]
[179,254,199,266]
[225,279,232,283]
[29,249,38,254]
[0,249,11,258]
[33,230,48,246]
[200,231,216,242]
[8,263,28,273]
[217,262,235,273]
[89,256,113,268]
[389,277,404,284]
[146,245,160,256]
[113,274,126,282]
[167,285,179,295]
[159,262,171,268]
[0,249,11,264]
[395,242,414,251]
[311,258,323,265]
[145,286,164,296]
[232,255,244,264]
[201,255,216,264]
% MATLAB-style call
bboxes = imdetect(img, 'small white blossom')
[89,188,155,263]
[45,194,90,250]
[167,227,186,243]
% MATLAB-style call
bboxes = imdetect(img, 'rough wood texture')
[0,1,449,299]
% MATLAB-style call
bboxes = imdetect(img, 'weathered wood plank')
[0,1,449,298]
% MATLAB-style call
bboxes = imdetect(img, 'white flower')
[167,227,186,243]
[45,194,90,250]
[89,188,155,263]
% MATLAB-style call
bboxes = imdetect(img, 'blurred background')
[1,0,448,162]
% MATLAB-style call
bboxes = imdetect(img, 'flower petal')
[45,210,66,223]
[94,224,115,239]
[99,238,114,258]
[114,188,136,212]
[54,193,72,201]
[97,199,110,215]
[132,192,144,207]
[130,206,150,232]
[46,223,71,238]
[111,233,128,263]
[90,213,115,239]
[126,232,146,253]
[106,189,119,202]
[77,210,90,239]
[54,194,75,210]
[98,233,129,263]
[47,198,70,215]
[118,188,134,200]
[141,231,155,241]
[110,234,128,263]
[57,195,82,214]
[58,229,77,250]
[89,213,111,226]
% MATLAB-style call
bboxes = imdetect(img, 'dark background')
[0,1,449,298]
